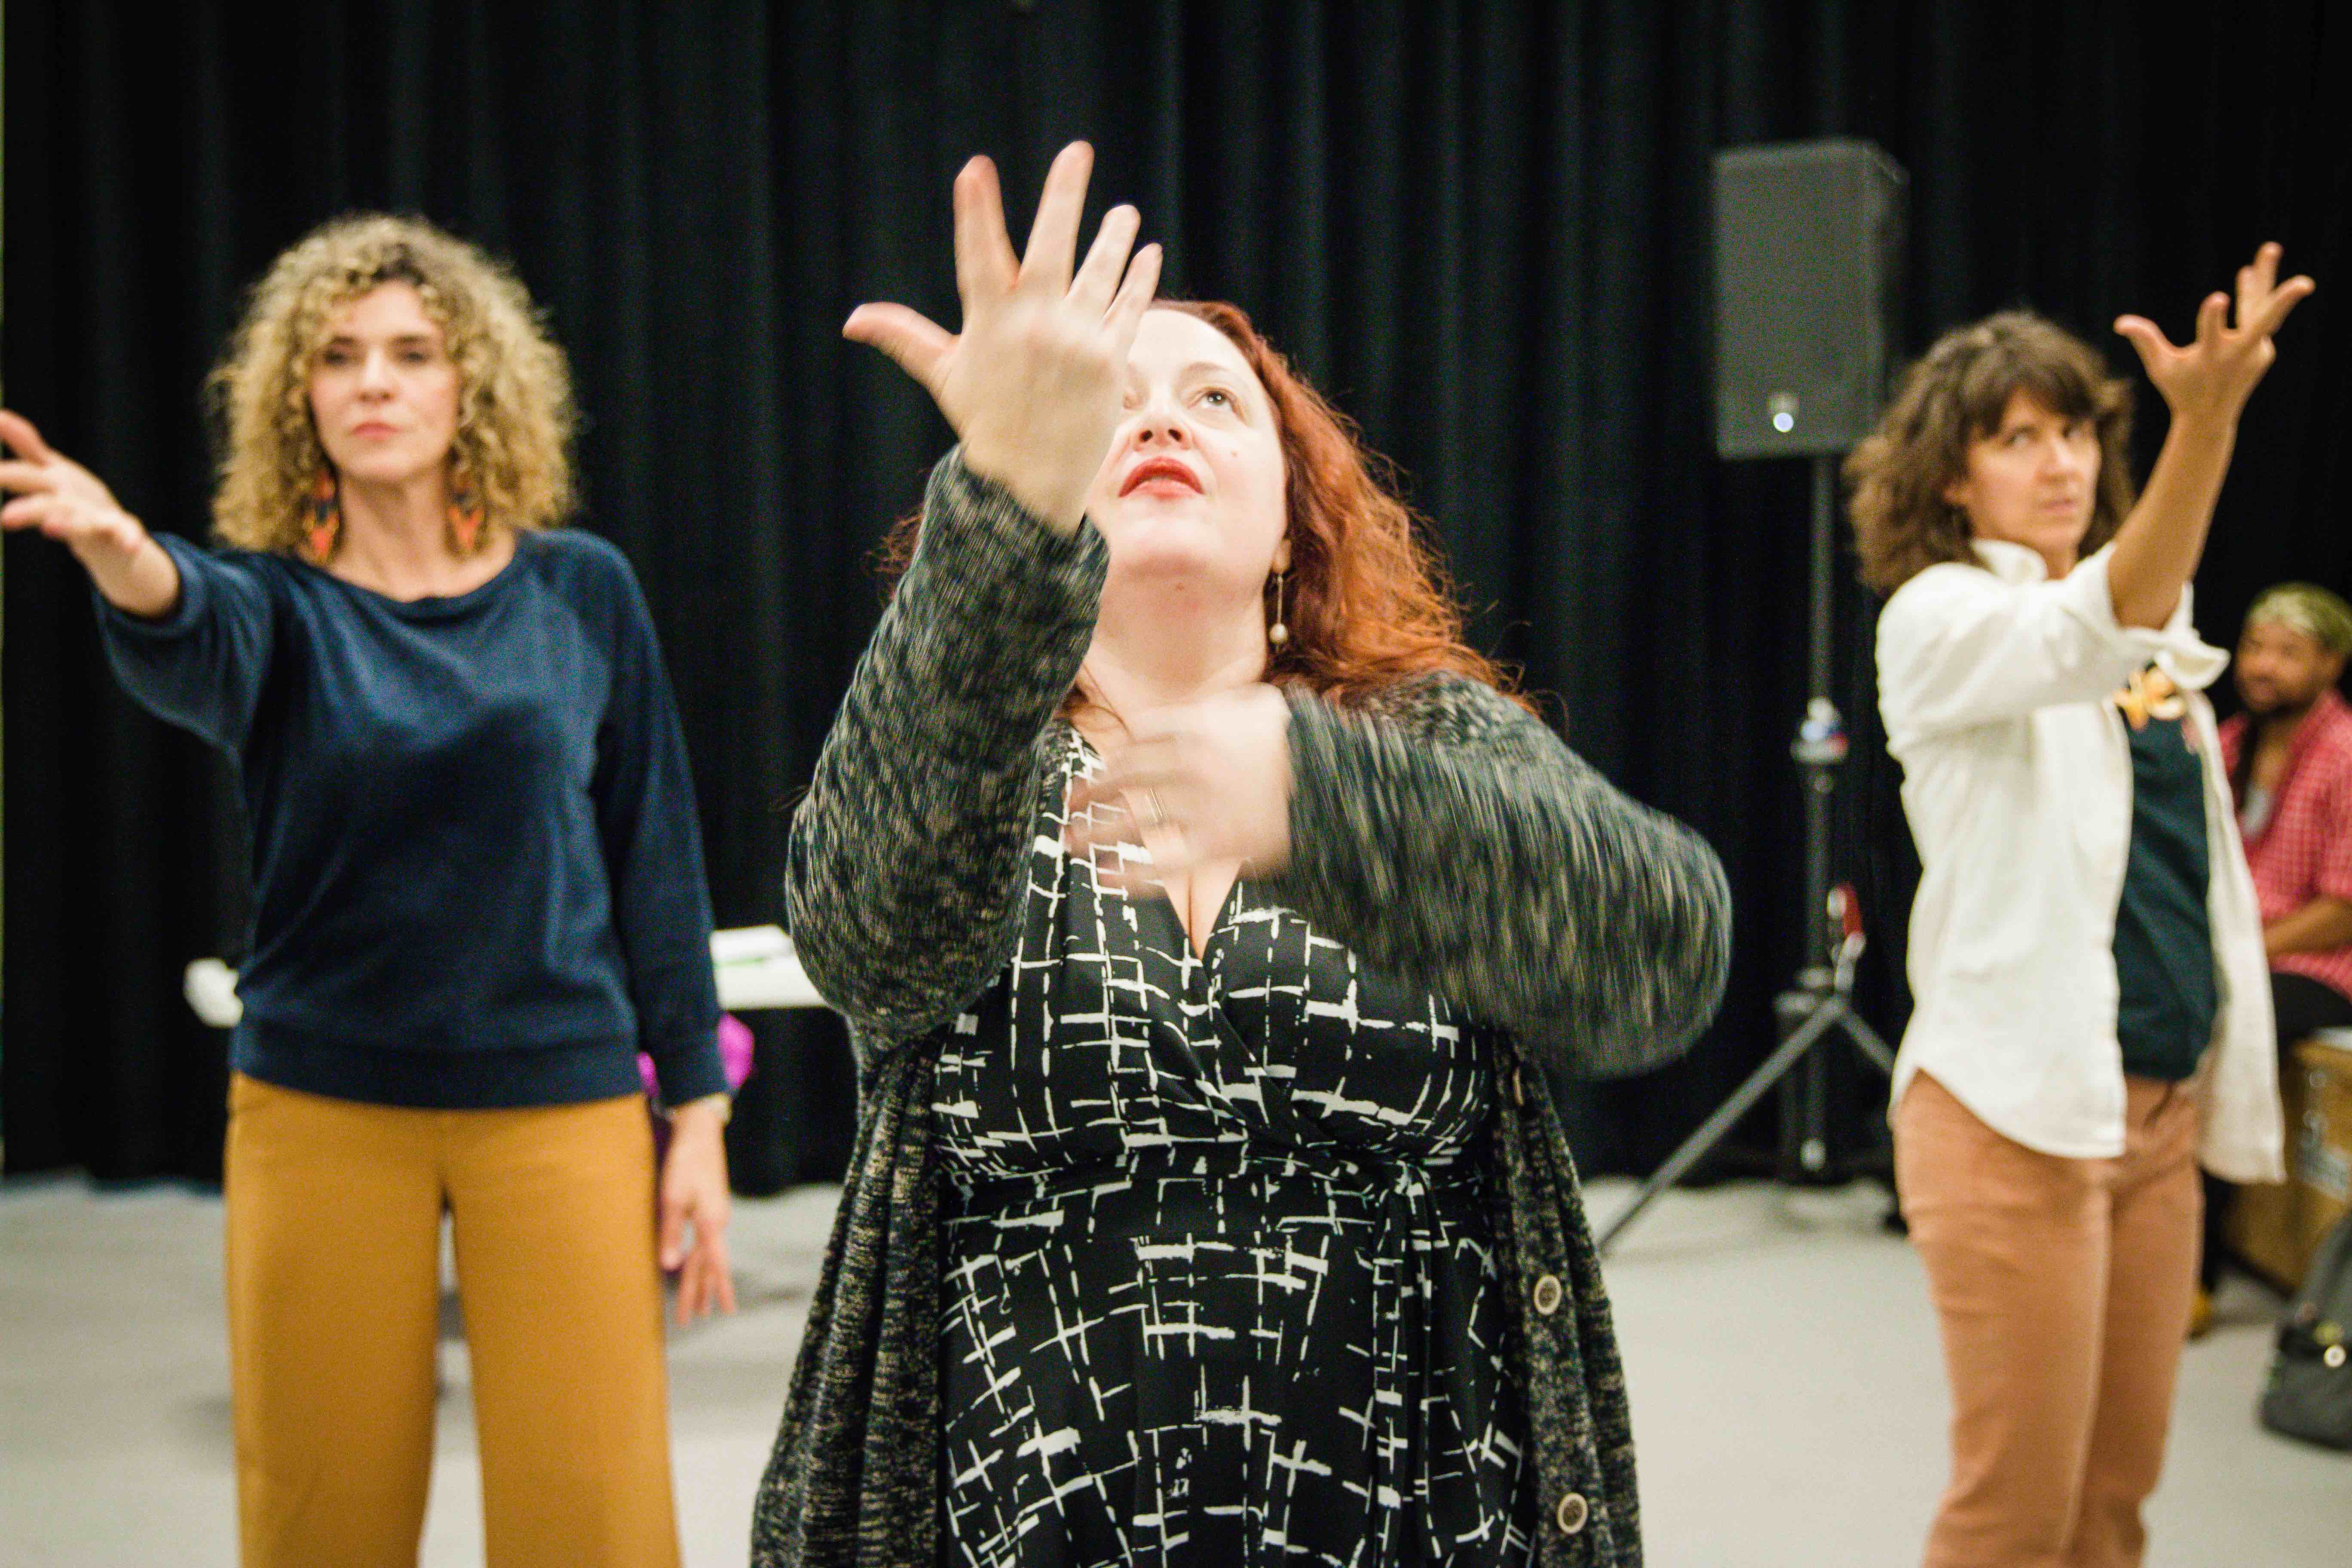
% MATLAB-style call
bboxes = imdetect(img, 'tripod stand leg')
[1843,1011,1896,1075]
[1595,998,1852,1253]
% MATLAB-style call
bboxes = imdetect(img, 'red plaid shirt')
[2219,687,2352,1001]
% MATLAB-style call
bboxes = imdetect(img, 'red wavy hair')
[882,298,1521,711]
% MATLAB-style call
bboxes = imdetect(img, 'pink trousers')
[1894,1071,2201,1568]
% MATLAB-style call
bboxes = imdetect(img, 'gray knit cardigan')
[751,451,1731,1568]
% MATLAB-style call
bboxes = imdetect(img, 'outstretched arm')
[0,409,181,617]
[787,143,1159,1048]
[784,454,1106,1045]
[2106,242,2314,628]
[2,409,276,751]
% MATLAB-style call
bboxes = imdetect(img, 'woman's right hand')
[1,409,149,560]
[2113,242,2314,429]
[843,141,1161,536]
[0,409,179,616]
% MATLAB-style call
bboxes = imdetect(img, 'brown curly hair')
[882,298,1523,712]
[1847,309,2137,596]
[207,214,576,553]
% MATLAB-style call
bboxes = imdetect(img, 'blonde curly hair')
[207,214,575,553]
[1847,310,2137,596]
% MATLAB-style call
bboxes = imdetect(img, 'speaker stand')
[1596,455,1895,1254]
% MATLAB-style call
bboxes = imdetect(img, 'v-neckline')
[1067,727,1246,966]
[1174,874,1247,966]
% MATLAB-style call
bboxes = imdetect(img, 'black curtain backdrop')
[7,1,2347,1191]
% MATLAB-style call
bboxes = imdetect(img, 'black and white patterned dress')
[934,732,1532,1568]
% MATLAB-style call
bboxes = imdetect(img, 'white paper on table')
[710,924,793,967]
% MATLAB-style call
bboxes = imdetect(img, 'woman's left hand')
[658,1101,737,1326]
[2114,242,2314,428]
[1064,686,1294,881]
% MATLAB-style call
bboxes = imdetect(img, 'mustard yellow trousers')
[224,1073,680,1567]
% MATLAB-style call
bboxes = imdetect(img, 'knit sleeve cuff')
[910,447,1109,638]
[645,1032,729,1110]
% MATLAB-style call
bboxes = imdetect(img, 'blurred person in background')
[1853,245,2310,1568]
[0,214,732,1568]
[2200,582,2352,1322]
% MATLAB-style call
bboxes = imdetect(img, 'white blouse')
[1876,539,2283,1181]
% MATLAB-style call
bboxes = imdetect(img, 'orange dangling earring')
[1268,565,1290,647]
[446,468,486,555]
[305,470,341,563]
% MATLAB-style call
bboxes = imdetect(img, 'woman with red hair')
[754,144,1728,1568]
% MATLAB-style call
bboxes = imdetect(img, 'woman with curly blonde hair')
[1856,249,2310,1568]
[0,214,731,1567]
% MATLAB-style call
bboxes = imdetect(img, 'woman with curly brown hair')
[1854,248,2312,1568]
[752,143,1729,1568]
[0,214,732,1567]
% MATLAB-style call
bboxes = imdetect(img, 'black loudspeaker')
[1713,139,1907,459]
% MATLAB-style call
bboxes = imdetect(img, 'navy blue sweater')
[99,528,727,1110]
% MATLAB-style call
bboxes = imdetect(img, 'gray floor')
[3,1173,2343,1566]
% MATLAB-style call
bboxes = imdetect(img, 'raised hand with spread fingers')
[842,141,1162,537]
[2113,241,2315,427]
[2106,242,2316,628]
